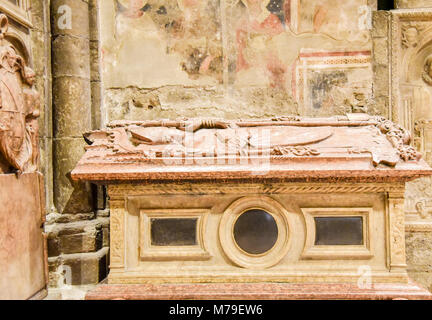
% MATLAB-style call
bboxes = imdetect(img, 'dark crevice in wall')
[378,0,395,10]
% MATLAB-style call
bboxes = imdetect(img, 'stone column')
[48,0,108,291]
[51,0,93,214]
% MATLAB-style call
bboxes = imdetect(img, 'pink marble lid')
[71,114,432,183]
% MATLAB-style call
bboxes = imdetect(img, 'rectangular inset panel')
[301,207,373,260]
[151,218,197,246]
[314,217,363,245]
[140,209,211,261]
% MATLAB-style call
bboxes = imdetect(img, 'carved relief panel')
[0,14,39,174]
[392,10,432,161]
[391,9,432,228]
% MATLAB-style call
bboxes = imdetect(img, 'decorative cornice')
[108,183,406,197]
[406,222,432,232]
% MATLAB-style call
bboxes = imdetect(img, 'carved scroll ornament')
[0,15,40,174]
[374,116,422,161]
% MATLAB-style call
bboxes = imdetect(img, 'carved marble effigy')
[73,113,432,299]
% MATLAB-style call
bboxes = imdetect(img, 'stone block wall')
[27,0,109,290]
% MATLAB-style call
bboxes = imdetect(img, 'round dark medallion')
[233,209,278,255]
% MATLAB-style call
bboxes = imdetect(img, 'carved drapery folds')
[92,115,423,166]
[71,114,432,185]
[0,15,39,174]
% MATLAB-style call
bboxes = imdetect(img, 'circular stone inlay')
[233,209,278,255]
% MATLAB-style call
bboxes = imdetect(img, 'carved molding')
[301,208,374,260]
[108,183,406,197]
[109,199,125,269]
[406,222,432,232]
[139,209,211,261]
[219,196,291,269]
[387,194,407,271]
[0,1,32,29]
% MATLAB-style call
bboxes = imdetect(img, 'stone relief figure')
[422,54,432,86]
[415,200,431,219]
[401,23,426,49]
[0,15,39,175]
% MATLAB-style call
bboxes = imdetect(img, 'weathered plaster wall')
[100,0,378,121]
[397,0,432,8]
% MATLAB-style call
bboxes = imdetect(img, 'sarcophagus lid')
[71,114,432,183]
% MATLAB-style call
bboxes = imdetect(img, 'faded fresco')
[100,0,373,120]
[294,0,371,41]
[103,0,222,87]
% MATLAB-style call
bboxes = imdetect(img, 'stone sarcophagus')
[73,114,432,299]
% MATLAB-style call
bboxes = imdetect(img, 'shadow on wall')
[378,0,395,10]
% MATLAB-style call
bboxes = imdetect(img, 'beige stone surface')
[30,0,54,214]
[406,231,432,291]
[105,183,409,285]
[53,138,93,214]
[52,78,92,138]
[397,0,432,8]
[0,173,47,300]
[51,0,90,38]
